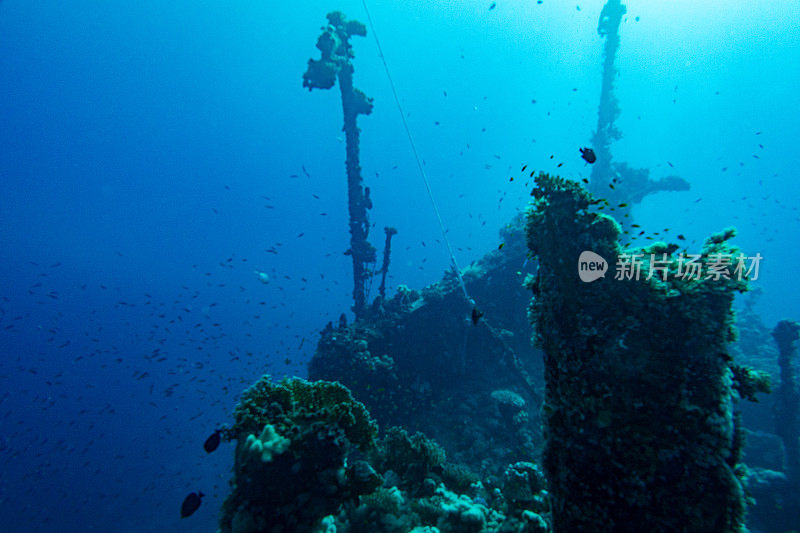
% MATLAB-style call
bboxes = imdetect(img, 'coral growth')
[375,427,446,494]
[308,220,541,472]
[220,376,550,532]
[219,377,378,532]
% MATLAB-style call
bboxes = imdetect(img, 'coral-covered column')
[526,174,750,532]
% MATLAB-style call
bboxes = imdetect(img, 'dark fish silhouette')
[580,147,597,164]
[203,430,221,453]
[471,307,484,325]
[181,491,204,518]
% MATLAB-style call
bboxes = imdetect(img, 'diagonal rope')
[360,0,471,302]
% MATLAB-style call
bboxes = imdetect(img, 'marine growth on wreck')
[211,4,796,533]
[1,2,797,533]
[526,173,764,532]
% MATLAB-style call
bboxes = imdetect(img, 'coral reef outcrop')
[219,377,378,532]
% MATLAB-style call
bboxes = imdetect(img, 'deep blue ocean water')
[0,1,798,531]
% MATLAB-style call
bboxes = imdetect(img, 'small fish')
[618,203,627,208]
[203,430,221,453]
[580,147,597,164]
[181,492,204,518]
[677,234,686,240]
[471,307,484,325]
[489,2,496,9]
[498,243,505,250]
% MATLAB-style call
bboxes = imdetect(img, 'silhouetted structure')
[304,12,376,318]
[589,0,689,224]
[378,226,397,299]
[773,320,800,486]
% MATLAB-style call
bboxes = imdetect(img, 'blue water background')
[0,1,798,531]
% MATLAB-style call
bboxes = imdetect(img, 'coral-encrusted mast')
[590,0,626,185]
[304,12,376,319]
[589,0,689,223]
